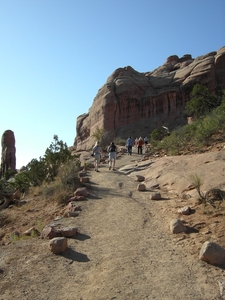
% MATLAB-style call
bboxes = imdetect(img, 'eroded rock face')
[1,130,16,176]
[74,46,225,150]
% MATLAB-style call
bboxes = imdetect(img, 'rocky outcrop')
[74,46,225,150]
[1,130,16,177]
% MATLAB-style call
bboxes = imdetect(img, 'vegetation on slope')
[0,135,81,205]
[150,85,225,155]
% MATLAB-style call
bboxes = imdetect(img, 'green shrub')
[185,84,221,118]
[150,128,165,141]
[151,90,225,154]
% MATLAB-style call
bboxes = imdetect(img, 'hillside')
[1,144,225,299]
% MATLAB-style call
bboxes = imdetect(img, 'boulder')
[41,226,61,239]
[23,227,40,236]
[80,177,90,183]
[74,187,88,197]
[60,226,78,237]
[217,279,225,299]
[178,206,191,215]
[199,241,225,265]
[63,211,79,218]
[78,171,87,178]
[67,195,86,202]
[49,237,68,254]
[137,183,146,191]
[135,175,145,182]
[66,202,81,212]
[170,219,187,234]
[150,192,162,200]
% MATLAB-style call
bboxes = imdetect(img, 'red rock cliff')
[74,46,225,150]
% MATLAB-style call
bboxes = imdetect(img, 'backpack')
[127,138,133,146]
[108,144,116,152]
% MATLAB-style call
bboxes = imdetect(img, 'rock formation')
[74,46,225,150]
[1,130,16,177]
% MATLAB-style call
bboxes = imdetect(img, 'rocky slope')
[74,46,225,150]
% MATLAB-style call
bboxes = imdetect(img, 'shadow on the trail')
[214,264,225,270]
[62,248,90,263]
[148,196,171,200]
[87,193,102,200]
[75,232,91,241]
[185,226,199,234]
[88,186,121,200]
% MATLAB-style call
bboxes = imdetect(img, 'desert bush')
[13,172,30,191]
[189,173,205,201]
[160,129,187,155]
[36,219,44,232]
[92,127,104,141]
[150,128,165,141]
[54,190,72,205]
[91,127,112,150]
[57,157,80,191]
[114,137,126,146]
[0,211,13,227]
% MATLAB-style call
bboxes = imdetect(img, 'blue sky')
[1,0,224,168]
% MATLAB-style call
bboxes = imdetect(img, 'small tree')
[92,127,104,142]
[92,127,110,149]
[185,84,220,119]
[44,135,72,181]
[26,157,47,186]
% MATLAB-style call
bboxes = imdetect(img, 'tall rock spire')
[0,130,16,177]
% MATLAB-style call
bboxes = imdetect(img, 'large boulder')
[199,241,225,265]
[74,46,225,150]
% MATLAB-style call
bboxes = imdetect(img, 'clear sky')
[1,0,224,169]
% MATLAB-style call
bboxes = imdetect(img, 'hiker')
[137,137,144,154]
[126,137,133,155]
[144,136,148,146]
[135,137,138,148]
[92,141,104,172]
[107,141,117,170]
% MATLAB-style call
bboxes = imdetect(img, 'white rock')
[170,219,187,234]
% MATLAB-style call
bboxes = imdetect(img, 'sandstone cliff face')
[74,46,225,150]
[1,130,16,177]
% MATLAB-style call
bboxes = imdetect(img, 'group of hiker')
[92,141,117,172]
[91,135,149,172]
[126,136,148,155]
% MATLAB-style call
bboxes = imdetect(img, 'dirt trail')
[0,150,223,299]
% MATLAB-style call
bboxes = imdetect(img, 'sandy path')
[0,151,222,299]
